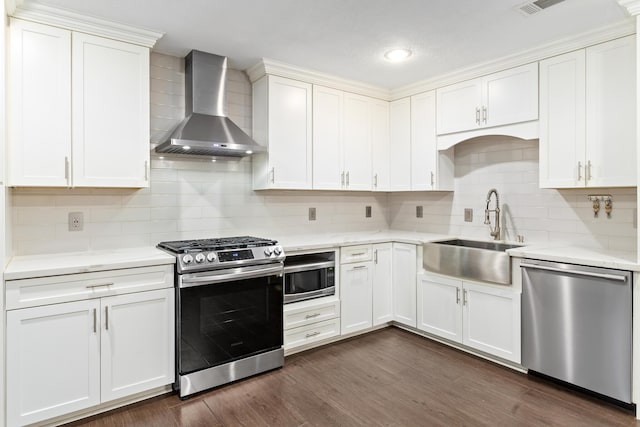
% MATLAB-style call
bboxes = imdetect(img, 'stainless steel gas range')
[157,236,286,398]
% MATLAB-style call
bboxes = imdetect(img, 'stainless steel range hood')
[155,50,264,157]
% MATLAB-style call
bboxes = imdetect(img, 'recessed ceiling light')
[384,48,412,62]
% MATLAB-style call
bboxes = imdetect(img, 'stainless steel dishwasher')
[521,259,632,404]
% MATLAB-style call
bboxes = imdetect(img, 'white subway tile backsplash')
[389,137,637,251]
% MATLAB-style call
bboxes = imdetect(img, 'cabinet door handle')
[305,331,321,338]
[93,308,97,333]
[430,171,435,188]
[475,108,480,125]
[341,171,345,186]
[482,106,487,124]
[374,249,378,264]
[578,161,583,181]
[346,171,350,187]
[64,156,71,187]
[374,174,378,188]
[144,160,149,181]
[105,306,109,330]
[305,313,321,319]
[353,265,367,270]
[587,160,592,182]
[270,167,275,183]
[463,289,468,306]
[456,288,460,304]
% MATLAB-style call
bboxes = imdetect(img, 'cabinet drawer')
[340,245,372,264]
[284,318,341,349]
[6,265,174,310]
[284,299,340,329]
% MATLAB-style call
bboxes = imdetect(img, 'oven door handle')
[284,260,335,274]
[179,264,284,288]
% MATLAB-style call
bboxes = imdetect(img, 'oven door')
[177,263,283,377]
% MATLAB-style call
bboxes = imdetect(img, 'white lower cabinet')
[7,299,101,426]
[417,273,520,363]
[5,268,174,427]
[284,298,341,350]
[392,243,417,327]
[372,243,393,325]
[340,260,373,334]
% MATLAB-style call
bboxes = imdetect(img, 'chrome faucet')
[484,188,501,240]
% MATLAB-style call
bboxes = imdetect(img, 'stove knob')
[206,252,217,262]
[264,247,274,257]
[182,254,194,264]
[195,253,205,263]
[273,246,282,256]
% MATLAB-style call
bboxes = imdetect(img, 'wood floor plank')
[64,327,640,426]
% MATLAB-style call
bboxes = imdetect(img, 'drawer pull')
[93,308,97,334]
[305,331,321,338]
[305,313,321,319]
[86,282,113,290]
[350,252,366,256]
[353,265,367,270]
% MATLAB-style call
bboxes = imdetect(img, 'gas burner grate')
[158,236,277,253]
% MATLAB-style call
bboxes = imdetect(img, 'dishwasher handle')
[520,262,628,282]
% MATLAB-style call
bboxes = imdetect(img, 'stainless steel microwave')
[283,252,335,304]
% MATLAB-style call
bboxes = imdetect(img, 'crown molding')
[391,19,635,99]
[11,3,163,48]
[618,0,640,15]
[247,58,391,101]
[5,0,22,16]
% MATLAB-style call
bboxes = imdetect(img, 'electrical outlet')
[416,206,423,218]
[308,207,316,221]
[68,212,84,231]
[365,206,372,218]
[464,208,473,222]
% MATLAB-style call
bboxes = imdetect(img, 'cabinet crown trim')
[247,57,391,101]
[437,121,539,150]
[11,3,163,47]
[618,0,640,15]
[391,20,635,99]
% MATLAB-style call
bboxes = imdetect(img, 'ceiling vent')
[516,0,566,16]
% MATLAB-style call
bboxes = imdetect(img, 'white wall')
[9,53,388,256]
[389,136,637,252]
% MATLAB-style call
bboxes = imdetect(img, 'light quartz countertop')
[4,231,638,281]
[507,243,639,272]
[279,230,452,253]
[4,247,175,280]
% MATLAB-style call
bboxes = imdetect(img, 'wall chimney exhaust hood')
[155,50,264,157]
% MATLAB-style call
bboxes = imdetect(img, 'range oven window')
[284,252,335,304]
[178,273,283,376]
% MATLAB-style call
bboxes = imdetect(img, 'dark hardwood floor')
[66,328,640,426]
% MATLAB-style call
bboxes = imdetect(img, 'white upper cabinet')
[389,98,411,191]
[540,36,636,188]
[312,85,343,190]
[388,93,454,191]
[72,32,150,187]
[8,19,71,187]
[584,36,636,187]
[411,91,454,191]
[312,87,383,191]
[8,18,151,188]
[342,92,373,191]
[253,75,313,190]
[370,99,390,191]
[436,63,538,135]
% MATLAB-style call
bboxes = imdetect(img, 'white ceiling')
[22,0,631,89]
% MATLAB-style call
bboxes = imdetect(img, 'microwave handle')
[284,260,335,274]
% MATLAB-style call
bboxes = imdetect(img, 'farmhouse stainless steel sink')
[422,239,523,285]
